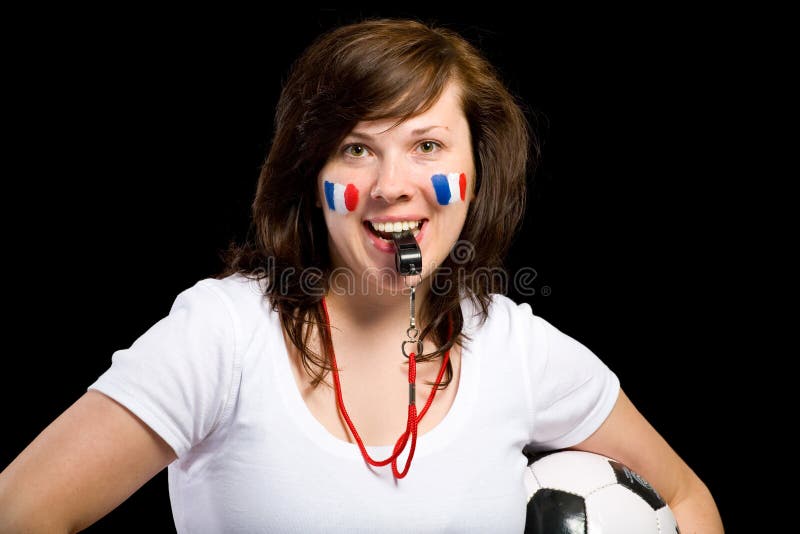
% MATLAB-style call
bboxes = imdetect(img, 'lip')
[363,219,427,254]
[364,215,428,224]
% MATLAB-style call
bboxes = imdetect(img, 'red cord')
[321,297,452,479]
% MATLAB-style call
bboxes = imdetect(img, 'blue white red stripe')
[324,180,359,213]
[431,173,467,205]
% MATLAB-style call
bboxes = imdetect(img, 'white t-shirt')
[88,274,619,533]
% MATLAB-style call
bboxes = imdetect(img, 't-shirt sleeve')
[518,303,620,450]
[87,280,239,458]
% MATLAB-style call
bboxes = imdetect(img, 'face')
[317,82,476,289]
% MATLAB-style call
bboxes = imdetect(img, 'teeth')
[369,220,423,232]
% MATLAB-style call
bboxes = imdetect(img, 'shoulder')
[188,273,270,316]
[171,273,273,341]
[462,292,542,332]
[461,293,550,350]
[194,273,267,305]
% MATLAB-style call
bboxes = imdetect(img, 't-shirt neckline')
[272,299,478,460]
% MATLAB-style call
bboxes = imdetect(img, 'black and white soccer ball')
[524,450,680,533]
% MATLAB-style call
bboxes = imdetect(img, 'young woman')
[0,18,723,532]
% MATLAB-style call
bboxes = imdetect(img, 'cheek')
[430,173,468,206]
[322,180,360,215]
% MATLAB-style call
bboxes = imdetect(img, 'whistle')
[392,232,422,275]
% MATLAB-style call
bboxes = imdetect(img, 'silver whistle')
[392,232,422,276]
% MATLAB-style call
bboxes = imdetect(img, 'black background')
[3,6,754,531]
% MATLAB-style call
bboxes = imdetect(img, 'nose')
[370,155,415,204]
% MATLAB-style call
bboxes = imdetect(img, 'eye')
[344,144,370,158]
[418,141,441,154]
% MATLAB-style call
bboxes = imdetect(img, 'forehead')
[348,83,467,138]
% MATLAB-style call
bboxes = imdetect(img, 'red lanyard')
[320,297,452,479]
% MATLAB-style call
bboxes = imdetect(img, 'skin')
[320,85,475,282]
[0,391,176,533]
[307,82,478,448]
[0,81,723,532]
[571,390,724,532]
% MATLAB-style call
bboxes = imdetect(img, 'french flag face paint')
[324,180,359,214]
[431,173,467,206]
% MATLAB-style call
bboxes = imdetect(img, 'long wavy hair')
[219,18,536,389]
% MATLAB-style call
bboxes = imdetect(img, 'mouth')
[364,219,425,240]
[363,219,428,253]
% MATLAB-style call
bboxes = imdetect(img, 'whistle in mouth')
[392,231,422,276]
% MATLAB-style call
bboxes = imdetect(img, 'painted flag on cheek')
[431,173,467,205]
[324,180,359,214]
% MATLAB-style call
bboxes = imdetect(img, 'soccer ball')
[524,450,680,533]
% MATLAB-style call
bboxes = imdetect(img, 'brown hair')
[220,18,536,389]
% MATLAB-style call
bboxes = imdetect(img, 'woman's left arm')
[571,389,724,533]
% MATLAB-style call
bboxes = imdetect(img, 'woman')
[0,18,723,532]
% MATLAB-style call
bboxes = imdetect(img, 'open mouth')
[364,219,426,242]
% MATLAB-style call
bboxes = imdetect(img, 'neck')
[323,278,431,333]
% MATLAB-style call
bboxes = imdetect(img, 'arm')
[570,389,724,534]
[0,390,176,533]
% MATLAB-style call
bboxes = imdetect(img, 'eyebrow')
[347,125,450,139]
